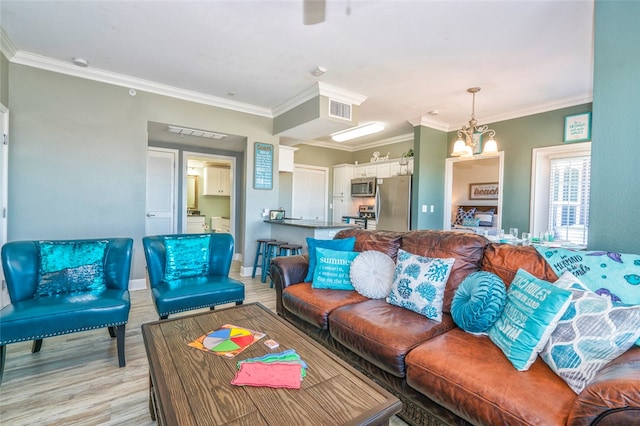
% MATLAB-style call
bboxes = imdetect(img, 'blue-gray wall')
[589,0,640,253]
[414,125,448,230]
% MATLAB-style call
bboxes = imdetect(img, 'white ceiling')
[0,0,595,152]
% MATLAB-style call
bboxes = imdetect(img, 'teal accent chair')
[142,233,244,320]
[0,238,133,385]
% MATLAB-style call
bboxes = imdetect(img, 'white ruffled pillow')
[349,250,395,299]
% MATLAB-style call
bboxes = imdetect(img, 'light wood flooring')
[0,262,408,426]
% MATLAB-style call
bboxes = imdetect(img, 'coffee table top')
[142,303,401,425]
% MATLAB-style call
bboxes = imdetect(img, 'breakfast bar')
[264,219,354,254]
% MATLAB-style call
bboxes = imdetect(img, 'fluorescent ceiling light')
[167,125,227,140]
[331,123,385,142]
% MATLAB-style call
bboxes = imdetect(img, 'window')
[548,155,590,245]
[530,143,591,246]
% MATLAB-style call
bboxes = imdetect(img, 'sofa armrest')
[568,345,640,426]
[270,255,308,316]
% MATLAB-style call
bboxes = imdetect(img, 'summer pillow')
[37,240,108,297]
[541,271,640,393]
[311,247,359,290]
[451,271,507,334]
[349,250,396,299]
[488,268,572,371]
[163,234,211,281]
[386,249,455,322]
[304,236,356,282]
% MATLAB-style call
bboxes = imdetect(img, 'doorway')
[443,153,504,231]
[145,148,178,236]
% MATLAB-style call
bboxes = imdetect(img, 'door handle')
[146,213,156,217]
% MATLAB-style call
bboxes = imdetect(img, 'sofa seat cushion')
[282,283,369,330]
[400,231,487,313]
[329,299,456,377]
[0,289,130,344]
[152,275,245,317]
[482,243,558,286]
[405,328,576,426]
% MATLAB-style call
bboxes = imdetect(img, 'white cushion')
[349,250,396,299]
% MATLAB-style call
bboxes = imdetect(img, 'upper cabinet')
[203,166,231,196]
[333,164,355,197]
[278,146,298,173]
[354,158,413,179]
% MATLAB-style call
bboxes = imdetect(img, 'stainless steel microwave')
[351,177,376,197]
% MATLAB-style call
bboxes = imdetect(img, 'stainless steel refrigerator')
[375,175,411,232]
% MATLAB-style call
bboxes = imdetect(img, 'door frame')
[182,151,236,240]
[443,152,504,230]
[0,103,9,307]
[292,164,329,220]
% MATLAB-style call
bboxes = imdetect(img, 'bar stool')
[262,240,288,283]
[252,238,276,279]
[279,244,302,256]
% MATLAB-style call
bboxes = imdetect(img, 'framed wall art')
[254,142,273,190]
[469,182,499,200]
[564,112,592,143]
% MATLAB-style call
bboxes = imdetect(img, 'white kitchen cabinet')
[354,164,377,177]
[203,166,231,196]
[186,215,206,233]
[278,146,297,173]
[332,164,354,197]
[376,163,391,178]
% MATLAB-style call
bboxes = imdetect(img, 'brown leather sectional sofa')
[270,229,640,426]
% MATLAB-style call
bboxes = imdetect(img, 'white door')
[292,165,328,220]
[146,148,177,235]
[0,105,8,307]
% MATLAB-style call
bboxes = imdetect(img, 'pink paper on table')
[231,362,302,389]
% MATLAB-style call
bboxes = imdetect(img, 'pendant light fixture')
[451,87,499,157]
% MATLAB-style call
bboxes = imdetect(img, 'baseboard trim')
[240,265,260,277]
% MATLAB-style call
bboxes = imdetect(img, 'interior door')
[146,148,177,235]
[292,166,327,220]
[0,105,8,307]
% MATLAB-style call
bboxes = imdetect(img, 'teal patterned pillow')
[541,272,640,393]
[488,269,572,371]
[451,272,507,334]
[311,247,359,290]
[386,249,455,322]
[462,217,481,227]
[37,240,108,297]
[163,235,211,281]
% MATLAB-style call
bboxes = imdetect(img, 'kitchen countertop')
[264,219,355,229]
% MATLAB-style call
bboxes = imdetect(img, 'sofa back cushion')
[482,243,558,286]
[334,229,403,260]
[400,231,487,313]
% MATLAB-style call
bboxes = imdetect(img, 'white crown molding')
[9,50,273,118]
[0,28,17,60]
[408,116,451,132]
[272,82,368,117]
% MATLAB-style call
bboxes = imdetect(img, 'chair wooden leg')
[0,345,5,385]
[32,339,43,353]
[159,315,168,320]
[210,306,215,311]
[108,326,116,338]
[236,301,243,306]
[116,325,126,368]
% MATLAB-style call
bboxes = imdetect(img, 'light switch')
[430,205,435,213]
[421,205,427,213]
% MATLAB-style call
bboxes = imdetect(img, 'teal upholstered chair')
[0,238,133,384]
[142,233,244,320]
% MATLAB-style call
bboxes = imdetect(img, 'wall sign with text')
[564,112,592,143]
[469,182,499,200]
[254,142,273,190]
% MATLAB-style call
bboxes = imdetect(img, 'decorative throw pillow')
[474,211,495,227]
[163,234,211,281]
[311,247,359,290]
[488,268,572,371]
[349,250,396,299]
[451,271,507,334]
[534,246,640,306]
[304,236,356,282]
[37,240,108,297]
[454,207,476,226]
[462,217,481,227]
[386,249,455,322]
[541,271,640,393]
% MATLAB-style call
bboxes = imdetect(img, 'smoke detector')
[72,57,89,67]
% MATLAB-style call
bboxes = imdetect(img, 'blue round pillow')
[451,271,506,334]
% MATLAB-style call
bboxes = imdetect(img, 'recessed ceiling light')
[428,110,440,116]
[331,123,385,142]
[72,57,89,67]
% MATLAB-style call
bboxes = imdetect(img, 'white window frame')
[530,142,591,242]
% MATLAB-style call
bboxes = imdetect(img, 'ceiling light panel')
[167,125,227,140]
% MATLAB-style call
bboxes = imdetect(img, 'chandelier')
[451,87,498,157]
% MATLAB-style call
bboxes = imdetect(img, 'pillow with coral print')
[386,249,455,322]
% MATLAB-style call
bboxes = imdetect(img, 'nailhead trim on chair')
[159,297,244,317]
[0,321,128,345]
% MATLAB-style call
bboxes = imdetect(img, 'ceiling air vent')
[328,99,352,121]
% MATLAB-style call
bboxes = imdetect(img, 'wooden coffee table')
[142,303,401,425]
